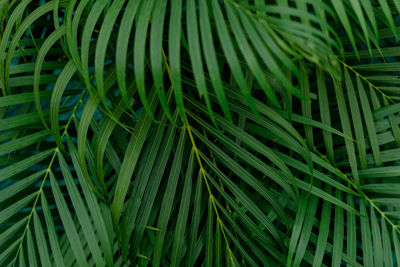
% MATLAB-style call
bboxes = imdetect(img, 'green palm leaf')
[2,0,400,266]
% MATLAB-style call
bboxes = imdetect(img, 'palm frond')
[2,0,400,266]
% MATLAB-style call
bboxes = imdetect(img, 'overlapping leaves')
[2,0,400,266]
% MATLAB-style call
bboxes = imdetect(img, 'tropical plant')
[2,0,400,266]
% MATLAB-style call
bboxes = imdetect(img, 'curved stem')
[337,57,396,104]
[11,89,86,266]
[316,146,400,235]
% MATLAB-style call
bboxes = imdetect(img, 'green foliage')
[1,0,400,266]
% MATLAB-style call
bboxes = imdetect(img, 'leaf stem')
[316,146,400,235]
[11,89,86,266]
[160,43,236,265]
[337,57,396,104]
[187,125,236,266]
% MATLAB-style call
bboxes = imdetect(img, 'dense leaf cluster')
[1,0,400,266]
